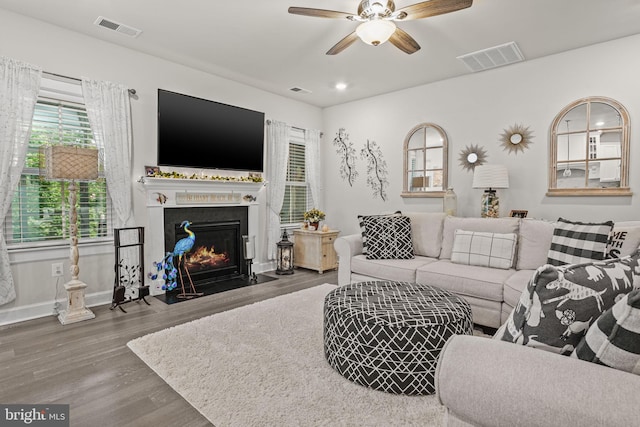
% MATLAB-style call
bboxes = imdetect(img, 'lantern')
[276,229,294,275]
[243,235,258,283]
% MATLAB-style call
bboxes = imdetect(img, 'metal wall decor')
[500,124,534,154]
[458,144,487,171]
[111,227,151,313]
[361,139,389,201]
[333,128,358,186]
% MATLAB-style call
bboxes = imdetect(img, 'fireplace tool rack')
[111,226,151,313]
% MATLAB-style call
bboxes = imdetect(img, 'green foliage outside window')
[6,99,109,244]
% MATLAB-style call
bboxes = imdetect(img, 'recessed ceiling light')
[595,121,605,126]
[335,82,348,91]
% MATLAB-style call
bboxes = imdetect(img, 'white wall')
[3,7,640,325]
[322,34,640,236]
[0,9,322,324]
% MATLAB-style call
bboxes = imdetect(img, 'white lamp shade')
[356,20,396,46]
[472,165,509,189]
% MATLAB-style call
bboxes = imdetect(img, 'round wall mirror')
[500,124,533,154]
[510,133,523,144]
[458,144,487,171]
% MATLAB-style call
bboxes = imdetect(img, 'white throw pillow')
[451,230,517,270]
[607,224,640,259]
[440,217,520,260]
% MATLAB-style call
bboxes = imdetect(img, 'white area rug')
[127,284,445,426]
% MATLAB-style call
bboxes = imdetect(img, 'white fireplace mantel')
[140,176,264,207]
[140,176,265,295]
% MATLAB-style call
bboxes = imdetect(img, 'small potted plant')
[303,208,325,231]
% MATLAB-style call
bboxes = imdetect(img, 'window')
[280,129,310,224]
[4,78,111,245]
[402,123,449,197]
[548,96,630,196]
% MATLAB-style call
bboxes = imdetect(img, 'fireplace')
[163,206,248,292]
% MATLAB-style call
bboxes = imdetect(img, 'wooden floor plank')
[0,269,338,426]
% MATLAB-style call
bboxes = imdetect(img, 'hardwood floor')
[0,269,338,427]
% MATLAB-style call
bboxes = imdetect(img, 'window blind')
[4,97,112,244]
[280,129,310,224]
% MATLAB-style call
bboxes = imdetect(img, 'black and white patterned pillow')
[547,218,613,266]
[358,211,402,255]
[495,250,640,355]
[572,289,640,375]
[358,215,414,260]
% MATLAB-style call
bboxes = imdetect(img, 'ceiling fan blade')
[326,32,360,55]
[389,28,421,54]
[395,0,472,20]
[288,7,354,20]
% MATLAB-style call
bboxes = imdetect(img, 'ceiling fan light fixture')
[356,19,396,46]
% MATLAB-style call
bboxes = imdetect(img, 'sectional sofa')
[334,212,640,329]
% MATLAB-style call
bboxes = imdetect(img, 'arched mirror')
[548,97,630,196]
[402,123,448,197]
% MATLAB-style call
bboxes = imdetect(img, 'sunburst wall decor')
[500,124,534,154]
[458,144,487,171]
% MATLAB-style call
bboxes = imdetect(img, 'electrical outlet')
[52,262,64,277]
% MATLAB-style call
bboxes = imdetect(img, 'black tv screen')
[157,89,265,172]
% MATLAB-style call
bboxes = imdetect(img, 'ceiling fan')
[288,0,472,55]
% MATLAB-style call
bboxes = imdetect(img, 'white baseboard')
[1,263,279,326]
[0,290,112,327]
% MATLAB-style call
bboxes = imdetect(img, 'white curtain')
[305,129,322,209]
[81,78,134,229]
[0,57,41,306]
[266,120,290,260]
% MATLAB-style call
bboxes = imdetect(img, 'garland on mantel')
[148,170,263,183]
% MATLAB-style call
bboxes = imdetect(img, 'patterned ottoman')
[324,281,473,395]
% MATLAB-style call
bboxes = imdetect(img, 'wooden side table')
[293,229,340,274]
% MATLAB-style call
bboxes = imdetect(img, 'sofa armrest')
[334,233,363,286]
[436,335,640,427]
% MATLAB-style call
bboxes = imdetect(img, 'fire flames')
[185,245,230,271]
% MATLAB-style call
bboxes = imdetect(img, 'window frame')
[548,96,631,197]
[5,76,113,254]
[279,128,310,226]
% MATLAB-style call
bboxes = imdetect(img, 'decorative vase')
[309,222,319,231]
[443,187,457,216]
[480,190,499,218]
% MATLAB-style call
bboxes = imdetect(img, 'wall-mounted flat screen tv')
[157,89,265,172]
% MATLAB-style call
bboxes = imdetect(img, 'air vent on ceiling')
[289,87,312,94]
[94,16,142,38]
[457,41,524,73]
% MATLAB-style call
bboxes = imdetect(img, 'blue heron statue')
[150,220,203,298]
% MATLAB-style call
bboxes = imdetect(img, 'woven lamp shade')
[44,146,99,181]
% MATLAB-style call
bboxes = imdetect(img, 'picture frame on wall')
[145,166,160,176]
[509,210,528,218]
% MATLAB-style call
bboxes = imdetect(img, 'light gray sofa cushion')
[440,217,520,260]
[436,335,640,427]
[404,212,446,258]
[516,218,554,270]
[351,255,436,283]
[416,260,514,303]
[503,269,534,309]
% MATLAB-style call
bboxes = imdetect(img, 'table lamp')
[472,165,509,218]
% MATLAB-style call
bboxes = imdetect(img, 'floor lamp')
[45,146,99,325]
